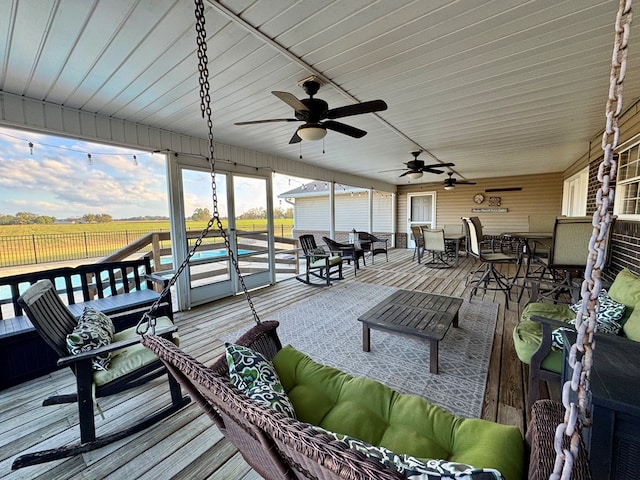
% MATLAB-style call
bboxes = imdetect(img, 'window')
[615,141,640,218]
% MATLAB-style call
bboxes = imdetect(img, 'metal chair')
[357,231,388,263]
[421,229,451,269]
[462,217,519,308]
[322,236,366,276]
[411,225,425,262]
[297,235,343,286]
[531,216,615,301]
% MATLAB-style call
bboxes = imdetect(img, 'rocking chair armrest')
[57,325,178,368]
[144,272,170,287]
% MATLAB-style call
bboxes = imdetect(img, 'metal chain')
[137,0,261,334]
[551,2,632,478]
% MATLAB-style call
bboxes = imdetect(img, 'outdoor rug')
[227,281,498,418]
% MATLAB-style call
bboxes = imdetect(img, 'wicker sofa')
[144,321,525,480]
[513,267,640,407]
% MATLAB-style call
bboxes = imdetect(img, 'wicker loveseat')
[143,321,525,480]
[514,267,640,407]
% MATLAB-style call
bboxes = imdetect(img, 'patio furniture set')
[296,232,388,286]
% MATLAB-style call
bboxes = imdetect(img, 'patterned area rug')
[230,281,498,418]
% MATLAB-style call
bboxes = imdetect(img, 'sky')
[0,126,307,220]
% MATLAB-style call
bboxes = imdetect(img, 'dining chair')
[462,217,519,308]
[421,229,451,268]
[322,236,366,276]
[411,225,425,263]
[357,231,389,264]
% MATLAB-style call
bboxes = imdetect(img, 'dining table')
[501,231,553,302]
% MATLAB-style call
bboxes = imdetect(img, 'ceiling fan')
[381,151,455,179]
[444,172,476,190]
[234,77,387,144]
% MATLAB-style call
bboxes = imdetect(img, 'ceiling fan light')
[407,171,423,180]
[444,184,455,191]
[297,125,327,141]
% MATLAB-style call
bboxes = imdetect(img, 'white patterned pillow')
[225,343,296,418]
[66,308,115,371]
[552,290,624,349]
[313,426,504,479]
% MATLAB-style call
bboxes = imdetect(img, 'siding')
[395,173,563,247]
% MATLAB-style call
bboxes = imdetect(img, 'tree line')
[190,206,293,221]
[0,212,114,225]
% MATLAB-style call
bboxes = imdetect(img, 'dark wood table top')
[358,290,463,341]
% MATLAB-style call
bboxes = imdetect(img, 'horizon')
[0,126,308,220]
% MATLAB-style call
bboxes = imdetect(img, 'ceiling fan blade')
[235,118,299,125]
[420,168,444,174]
[422,162,455,169]
[323,120,367,138]
[378,168,407,173]
[399,171,412,177]
[288,129,302,144]
[325,99,388,119]
[272,91,309,112]
[457,181,476,185]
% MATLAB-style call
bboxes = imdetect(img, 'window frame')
[614,134,640,220]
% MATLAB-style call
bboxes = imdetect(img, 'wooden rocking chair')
[11,279,190,469]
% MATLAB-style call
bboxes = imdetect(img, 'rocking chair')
[11,279,190,469]
[297,234,343,286]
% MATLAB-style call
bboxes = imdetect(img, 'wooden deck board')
[0,248,555,479]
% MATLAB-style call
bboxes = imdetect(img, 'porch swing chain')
[551,1,632,479]
[136,0,260,335]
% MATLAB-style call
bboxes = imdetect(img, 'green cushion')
[93,316,177,386]
[272,345,524,480]
[309,255,342,268]
[513,302,575,373]
[608,268,640,324]
[623,304,640,341]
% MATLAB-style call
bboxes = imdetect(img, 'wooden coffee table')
[358,290,463,374]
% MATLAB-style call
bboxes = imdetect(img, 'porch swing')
[142,1,630,478]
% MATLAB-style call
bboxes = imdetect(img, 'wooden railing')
[100,230,300,278]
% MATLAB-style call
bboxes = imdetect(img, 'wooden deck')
[0,248,551,479]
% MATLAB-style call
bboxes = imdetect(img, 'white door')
[562,168,588,216]
[407,192,436,248]
[168,157,274,310]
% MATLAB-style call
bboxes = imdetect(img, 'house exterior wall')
[395,172,563,248]
[292,193,393,243]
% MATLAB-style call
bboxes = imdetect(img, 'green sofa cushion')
[272,344,524,480]
[513,302,575,373]
[623,303,640,341]
[608,268,640,324]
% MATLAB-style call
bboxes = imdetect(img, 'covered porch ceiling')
[2,0,640,187]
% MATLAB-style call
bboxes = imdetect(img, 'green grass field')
[0,218,293,236]
[0,219,294,267]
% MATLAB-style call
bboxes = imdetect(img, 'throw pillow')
[608,268,640,323]
[552,290,624,349]
[225,342,296,418]
[308,247,327,262]
[312,426,504,479]
[66,308,115,371]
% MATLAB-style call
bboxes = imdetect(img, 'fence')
[0,224,292,268]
